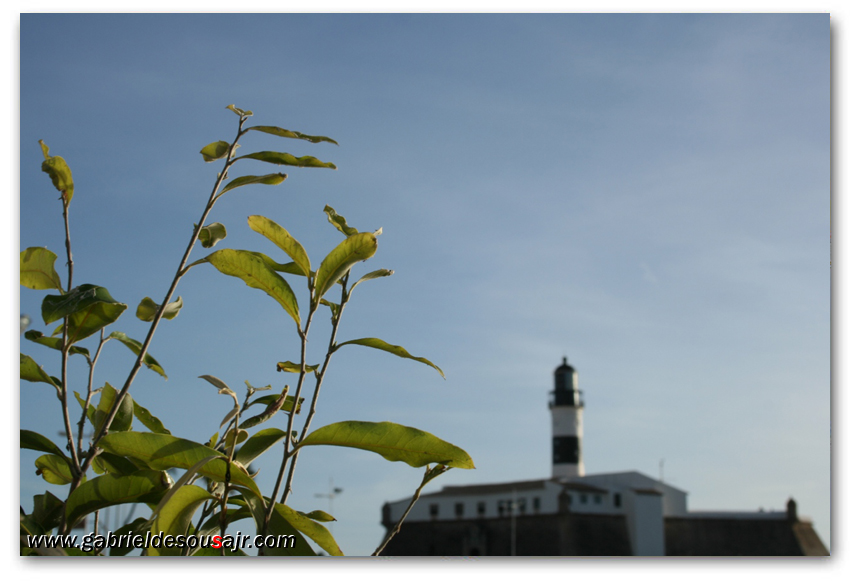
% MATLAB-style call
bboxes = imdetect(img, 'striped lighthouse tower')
[550,357,585,479]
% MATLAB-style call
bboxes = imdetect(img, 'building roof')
[665,515,829,556]
[417,477,551,499]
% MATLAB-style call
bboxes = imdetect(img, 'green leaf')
[301,510,336,523]
[21,429,68,460]
[73,390,96,425]
[200,140,231,162]
[323,205,359,236]
[150,456,221,527]
[314,232,378,301]
[20,353,60,389]
[93,382,134,433]
[247,215,311,277]
[202,249,300,328]
[107,331,167,378]
[247,125,339,145]
[218,173,287,197]
[35,454,75,485]
[196,504,253,537]
[222,428,248,454]
[226,104,252,117]
[296,421,475,469]
[65,470,171,529]
[41,284,128,344]
[334,337,445,379]
[244,380,273,397]
[30,492,65,532]
[133,399,172,435]
[235,428,286,467]
[249,393,303,414]
[135,296,183,322]
[235,150,337,170]
[320,299,340,320]
[92,452,140,476]
[350,269,394,294]
[24,330,90,357]
[264,503,316,556]
[275,361,319,374]
[197,222,227,249]
[39,140,74,205]
[274,503,342,555]
[109,518,150,556]
[239,392,303,430]
[149,485,216,556]
[98,432,261,497]
[20,247,63,291]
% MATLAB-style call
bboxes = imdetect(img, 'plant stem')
[372,468,438,556]
[262,311,315,537]
[77,330,106,458]
[76,116,249,483]
[279,275,351,508]
[59,202,80,475]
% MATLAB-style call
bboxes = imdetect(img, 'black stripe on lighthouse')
[553,435,580,465]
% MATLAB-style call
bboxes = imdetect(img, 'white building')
[379,358,827,556]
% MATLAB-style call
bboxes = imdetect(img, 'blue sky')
[17,13,830,557]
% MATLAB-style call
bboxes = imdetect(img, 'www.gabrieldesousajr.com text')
[26,530,296,553]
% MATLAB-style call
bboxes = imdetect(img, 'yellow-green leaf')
[274,503,343,556]
[247,215,311,277]
[323,205,359,236]
[41,285,127,344]
[314,232,378,301]
[20,247,62,291]
[20,353,60,390]
[35,454,75,485]
[202,249,300,328]
[218,173,287,197]
[235,151,336,170]
[200,140,231,162]
[149,486,215,556]
[65,470,171,530]
[39,140,74,205]
[106,331,167,379]
[246,125,339,145]
[197,222,227,248]
[135,296,183,322]
[98,432,260,497]
[334,337,444,379]
[296,421,474,469]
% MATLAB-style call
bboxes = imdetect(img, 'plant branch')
[59,202,81,477]
[279,274,351,508]
[372,465,449,556]
[77,329,106,458]
[262,314,314,538]
[77,115,249,482]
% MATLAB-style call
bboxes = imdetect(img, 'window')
[477,501,486,517]
[593,494,601,504]
[429,504,439,519]
[533,497,541,513]
[614,493,622,508]
[580,494,587,504]
[455,502,464,518]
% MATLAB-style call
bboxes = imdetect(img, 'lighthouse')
[550,357,585,478]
